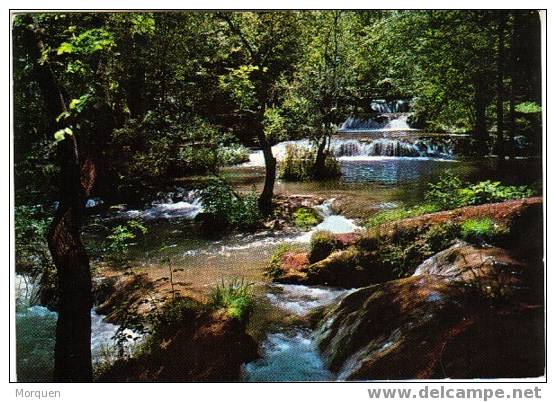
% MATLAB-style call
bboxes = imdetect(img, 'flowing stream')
[15,131,542,382]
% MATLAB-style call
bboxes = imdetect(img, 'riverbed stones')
[315,241,543,380]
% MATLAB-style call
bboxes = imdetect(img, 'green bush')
[105,220,147,264]
[309,230,339,263]
[366,204,439,228]
[209,279,254,321]
[370,222,459,279]
[217,143,250,166]
[279,144,341,181]
[15,205,53,275]
[148,297,201,342]
[426,173,535,210]
[199,178,262,231]
[292,207,321,228]
[459,218,508,245]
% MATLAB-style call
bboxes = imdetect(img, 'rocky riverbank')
[267,197,544,379]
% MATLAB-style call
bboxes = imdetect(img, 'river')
[15,131,542,382]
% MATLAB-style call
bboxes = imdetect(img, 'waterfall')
[339,113,415,132]
[329,138,453,158]
[15,273,142,381]
[116,188,203,220]
[244,137,454,168]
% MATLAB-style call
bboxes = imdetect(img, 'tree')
[14,13,119,381]
[218,12,302,215]
[285,11,357,179]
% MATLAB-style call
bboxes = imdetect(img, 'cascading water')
[243,284,353,382]
[115,188,203,221]
[338,99,416,133]
[339,113,416,132]
[15,274,141,382]
[243,137,455,168]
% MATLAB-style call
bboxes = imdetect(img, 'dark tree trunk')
[508,12,520,158]
[313,133,328,180]
[25,19,95,381]
[258,134,276,217]
[473,75,489,155]
[496,12,507,160]
[124,34,147,118]
[48,144,95,382]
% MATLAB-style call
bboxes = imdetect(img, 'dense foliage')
[14,11,541,208]
[279,145,341,181]
[198,179,262,230]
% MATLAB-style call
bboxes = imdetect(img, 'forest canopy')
[14,10,542,207]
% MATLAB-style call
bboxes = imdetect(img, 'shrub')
[15,205,53,275]
[309,230,339,263]
[199,178,262,231]
[232,191,261,230]
[292,207,321,228]
[459,218,508,245]
[279,144,341,181]
[368,222,460,279]
[426,173,535,210]
[105,220,147,263]
[217,143,250,166]
[209,279,254,321]
[148,297,201,342]
[366,204,439,228]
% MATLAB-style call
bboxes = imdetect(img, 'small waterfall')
[339,113,415,132]
[330,138,453,158]
[15,274,142,381]
[295,199,361,243]
[117,188,203,220]
[243,284,353,382]
[244,137,455,168]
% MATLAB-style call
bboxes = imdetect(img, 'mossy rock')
[292,207,322,228]
[309,230,340,263]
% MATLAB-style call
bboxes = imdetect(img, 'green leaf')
[57,42,74,55]
[55,111,70,122]
[53,129,66,142]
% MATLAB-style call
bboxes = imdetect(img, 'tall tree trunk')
[258,132,276,217]
[508,12,520,158]
[49,143,95,382]
[313,131,329,180]
[496,12,507,160]
[26,19,95,381]
[473,75,489,155]
[255,112,276,216]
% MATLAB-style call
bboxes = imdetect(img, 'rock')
[316,242,543,380]
[97,310,258,382]
[272,198,542,289]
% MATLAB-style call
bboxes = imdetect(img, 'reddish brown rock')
[316,241,544,380]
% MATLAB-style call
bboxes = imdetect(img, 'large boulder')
[316,241,544,380]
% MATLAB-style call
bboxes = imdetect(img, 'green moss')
[292,207,321,228]
[309,230,339,263]
[366,204,439,228]
[459,218,508,245]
